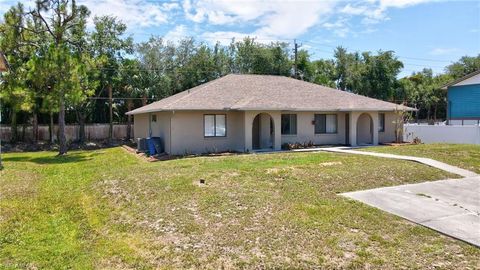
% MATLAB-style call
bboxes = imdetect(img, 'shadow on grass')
[3,152,100,164]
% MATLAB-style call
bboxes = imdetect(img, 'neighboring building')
[127,74,413,155]
[442,70,480,125]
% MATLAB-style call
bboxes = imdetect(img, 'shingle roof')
[126,74,414,115]
[440,69,480,90]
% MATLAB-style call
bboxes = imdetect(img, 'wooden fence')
[0,124,132,142]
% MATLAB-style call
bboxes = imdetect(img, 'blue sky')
[0,0,479,77]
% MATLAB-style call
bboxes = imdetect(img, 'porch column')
[244,111,254,152]
[371,112,379,145]
[349,112,359,147]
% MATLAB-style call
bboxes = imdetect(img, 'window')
[281,114,297,135]
[315,114,337,134]
[379,113,385,132]
[151,114,157,122]
[204,114,226,137]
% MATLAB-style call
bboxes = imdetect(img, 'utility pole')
[293,39,302,79]
[293,39,298,79]
[0,51,10,170]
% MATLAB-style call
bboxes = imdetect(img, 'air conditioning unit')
[137,138,147,152]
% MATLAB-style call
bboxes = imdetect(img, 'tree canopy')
[0,0,478,151]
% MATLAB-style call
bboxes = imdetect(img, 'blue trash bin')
[146,137,156,155]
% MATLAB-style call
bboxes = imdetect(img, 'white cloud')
[429,47,459,55]
[340,0,435,25]
[79,0,179,28]
[379,0,434,9]
[185,0,337,40]
[164,25,189,42]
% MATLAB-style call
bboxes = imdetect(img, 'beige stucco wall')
[133,112,172,153]
[169,111,245,155]
[280,111,348,145]
[379,112,400,143]
[133,113,149,139]
[132,110,401,155]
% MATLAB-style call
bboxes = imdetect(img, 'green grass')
[1,147,479,269]
[362,144,480,174]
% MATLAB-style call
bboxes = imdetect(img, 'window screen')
[379,113,385,132]
[204,114,226,137]
[281,114,297,135]
[315,114,337,134]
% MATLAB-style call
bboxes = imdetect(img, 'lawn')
[0,147,479,269]
[362,144,480,174]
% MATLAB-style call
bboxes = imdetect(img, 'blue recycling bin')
[146,137,156,155]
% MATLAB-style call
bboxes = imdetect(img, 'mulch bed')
[380,142,419,146]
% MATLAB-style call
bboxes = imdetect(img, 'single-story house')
[127,74,413,155]
[441,70,480,125]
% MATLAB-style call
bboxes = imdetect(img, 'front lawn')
[1,148,478,269]
[362,144,480,174]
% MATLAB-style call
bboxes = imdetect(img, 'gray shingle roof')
[126,74,414,115]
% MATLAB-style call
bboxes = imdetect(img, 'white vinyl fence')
[0,124,132,142]
[403,124,480,144]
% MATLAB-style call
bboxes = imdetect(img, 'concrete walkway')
[309,146,480,246]
[315,147,478,178]
[341,176,480,247]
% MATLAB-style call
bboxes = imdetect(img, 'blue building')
[442,70,480,125]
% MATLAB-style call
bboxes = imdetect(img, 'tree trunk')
[76,110,86,143]
[142,95,147,106]
[427,106,431,124]
[108,85,113,142]
[434,104,438,123]
[415,103,419,124]
[49,112,54,143]
[58,92,67,155]
[32,112,38,144]
[10,111,17,143]
[126,99,133,140]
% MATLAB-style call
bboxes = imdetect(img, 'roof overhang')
[126,106,416,115]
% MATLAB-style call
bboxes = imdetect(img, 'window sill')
[315,133,338,135]
[281,134,297,137]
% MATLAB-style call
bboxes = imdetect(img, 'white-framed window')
[204,114,226,137]
[315,114,337,134]
[379,113,385,132]
[151,114,157,122]
[281,114,297,135]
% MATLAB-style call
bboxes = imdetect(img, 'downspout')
[169,111,174,155]
[148,112,152,137]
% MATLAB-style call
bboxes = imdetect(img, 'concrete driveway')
[342,176,480,247]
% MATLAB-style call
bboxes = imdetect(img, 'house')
[127,74,413,155]
[442,70,480,125]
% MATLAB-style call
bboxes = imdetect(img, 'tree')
[310,59,336,87]
[356,51,403,100]
[446,55,480,79]
[0,4,36,142]
[89,16,133,141]
[27,0,90,155]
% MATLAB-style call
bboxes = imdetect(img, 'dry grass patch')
[0,148,478,269]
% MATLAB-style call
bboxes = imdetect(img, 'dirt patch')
[319,161,342,167]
